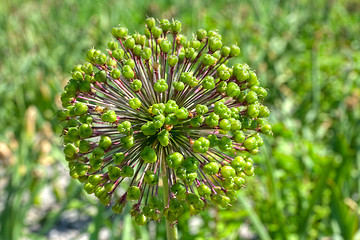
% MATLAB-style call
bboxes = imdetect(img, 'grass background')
[0,0,359,239]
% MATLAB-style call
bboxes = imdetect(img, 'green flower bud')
[218,136,233,152]
[79,124,93,138]
[202,76,215,89]
[84,182,96,194]
[154,79,168,92]
[79,79,91,92]
[160,39,171,53]
[219,119,231,131]
[145,17,155,29]
[165,113,179,125]
[209,37,222,52]
[111,68,121,79]
[229,44,241,57]
[197,184,211,196]
[113,152,125,165]
[151,26,163,39]
[208,30,222,40]
[95,53,107,65]
[254,134,264,147]
[233,64,250,81]
[111,26,128,38]
[153,114,165,128]
[141,121,157,136]
[185,47,196,59]
[193,137,210,153]
[157,129,169,147]
[151,103,165,115]
[127,186,141,200]
[94,70,107,82]
[130,79,142,91]
[244,136,258,150]
[231,156,246,169]
[79,140,91,153]
[133,45,142,56]
[221,166,236,179]
[205,113,219,127]
[160,19,171,32]
[112,49,125,60]
[230,119,242,131]
[175,107,188,119]
[261,124,272,135]
[124,37,135,49]
[246,91,258,104]
[108,40,118,50]
[121,135,134,149]
[195,104,208,115]
[190,39,201,50]
[226,82,240,97]
[136,35,146,46]
[170,20,181,33]
[171,182,186,196]
[72,71,83,81]
[112,202,125,214]
[117,121,132,135]
[129,98,141,109]
[220,46,230,58]
[203,162,220,175]
[82,62,93,74]
[64,143,78,158]
[217,81,227,93]
[248,71,259,87]
[101,110,117,123]
[247,104,260,118]
[108,166,121,181]
[168,55,178,67]
[165,100,179,113]
[125,59,135,69]
[207,134,218,147]
[144,170,159,185]
[190,115,204,127]
[99,136,112,150]
[122,65,135,79]
[140,146,157,163]
[141,47,152,60]
[166,152,184,170]
[86,48,96,60]
[121,165,134,177]
[202,54,216,66]
[74,102,88,115]
[258,105,270,118]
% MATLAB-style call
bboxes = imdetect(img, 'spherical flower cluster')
[57,17,272,225]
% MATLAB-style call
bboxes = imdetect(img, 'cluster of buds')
[57,17,272,225]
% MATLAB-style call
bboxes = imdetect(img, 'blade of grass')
[121,213,132,240]
[237,192,271,240]
[329,179,358,240]
[298,160,333,240]
[89,204,106,240]
[261,143,287,239]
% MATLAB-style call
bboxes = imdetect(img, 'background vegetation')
[1,0,359,239]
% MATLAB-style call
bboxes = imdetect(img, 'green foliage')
[0,0,359,239]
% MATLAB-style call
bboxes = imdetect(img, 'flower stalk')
[161,148,178,240]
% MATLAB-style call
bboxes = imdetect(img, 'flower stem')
[161,149,178,240]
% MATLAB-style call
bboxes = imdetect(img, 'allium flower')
[57,17,272,226]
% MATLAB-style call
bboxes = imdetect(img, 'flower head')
[58,17,272,225]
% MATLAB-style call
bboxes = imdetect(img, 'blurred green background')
[1,0,359,239]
